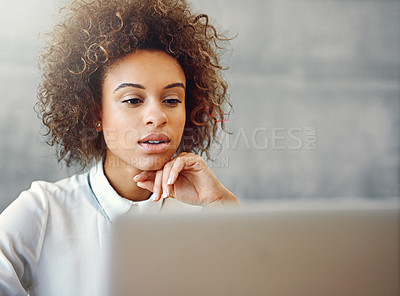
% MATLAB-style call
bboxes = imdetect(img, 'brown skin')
[101,50,186,201]
[134,152,239,207]
[100,50,238,207]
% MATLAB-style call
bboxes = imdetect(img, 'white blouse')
[0,161,199,296]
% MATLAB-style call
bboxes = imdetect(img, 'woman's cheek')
[119,129,141,150]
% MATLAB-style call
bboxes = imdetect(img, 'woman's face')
[101,50,186,171]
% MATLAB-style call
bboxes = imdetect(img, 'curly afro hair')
[37,0,232,168]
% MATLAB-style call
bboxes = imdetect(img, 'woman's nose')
[143,101,167,127]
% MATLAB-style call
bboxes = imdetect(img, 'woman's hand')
[132,152,239,208]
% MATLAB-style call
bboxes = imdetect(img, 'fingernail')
[133,175,139,181]
[167,177,173,185]
[153,195,157,202]
[162,191,167,199]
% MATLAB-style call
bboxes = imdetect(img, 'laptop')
[107,203,399,296]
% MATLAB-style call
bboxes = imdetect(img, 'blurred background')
[0,0,399,211]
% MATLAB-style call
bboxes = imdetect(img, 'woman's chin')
[132,156,169,171]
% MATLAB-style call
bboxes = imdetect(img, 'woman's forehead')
[101,50,186,95]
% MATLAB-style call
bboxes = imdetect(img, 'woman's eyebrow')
[113,82,185,93]
[113,83,145,93]
[163,83,185,90]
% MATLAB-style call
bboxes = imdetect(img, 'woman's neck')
[103,154,152,202]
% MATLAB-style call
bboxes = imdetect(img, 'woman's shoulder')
[0,171,92,293]
[1,171,90,220]
[35,170,90,197]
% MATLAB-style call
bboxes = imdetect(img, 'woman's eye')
[123,98,142,105]
[163,98,182,106]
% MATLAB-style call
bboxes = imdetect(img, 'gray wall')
[1,0,399,211]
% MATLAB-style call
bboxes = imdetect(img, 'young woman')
[0,0,238,294]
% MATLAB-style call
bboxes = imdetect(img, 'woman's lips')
[138,133,171,153]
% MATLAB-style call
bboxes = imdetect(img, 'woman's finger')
[164,152,188,187]
[153,170,163,202]
[133,170,155,182]
[167,154,203,185]
[136,181,154,192]
[162,161,174,198]
[167,156,187,186]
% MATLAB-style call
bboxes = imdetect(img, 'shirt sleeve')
[0,182,49,296]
